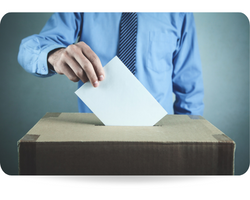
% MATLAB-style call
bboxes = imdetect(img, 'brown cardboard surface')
[25,113,225,142]
[18,113,235,175]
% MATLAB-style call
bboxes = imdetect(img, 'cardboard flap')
[20,113,235,144]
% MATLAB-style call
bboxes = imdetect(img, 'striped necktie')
[117,12,138,75]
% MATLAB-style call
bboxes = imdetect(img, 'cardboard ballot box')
[18,113,235,175]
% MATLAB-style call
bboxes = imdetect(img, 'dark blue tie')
[118,12,138,75]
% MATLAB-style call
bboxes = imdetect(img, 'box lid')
[19,113,234,144]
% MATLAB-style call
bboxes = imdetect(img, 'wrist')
[48,48,64,69]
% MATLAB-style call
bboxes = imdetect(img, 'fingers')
[61,63,80,83]
[72,48,100,87]
[75,42,105,84]
[48,42,104,87]
[62,51,88,83]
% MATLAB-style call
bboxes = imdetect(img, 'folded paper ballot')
[75,56,167,126]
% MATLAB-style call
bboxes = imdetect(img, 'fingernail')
[93,81,99,87]
[99,75,104,81]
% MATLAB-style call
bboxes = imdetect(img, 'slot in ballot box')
[18,113,235,175]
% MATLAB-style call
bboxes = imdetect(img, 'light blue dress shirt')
[18,13,204,115]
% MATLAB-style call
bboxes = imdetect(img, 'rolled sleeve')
[18,13,83,78]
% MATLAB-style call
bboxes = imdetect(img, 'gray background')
[0,13,249,175]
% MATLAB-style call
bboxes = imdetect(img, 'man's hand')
[48,41,105,87]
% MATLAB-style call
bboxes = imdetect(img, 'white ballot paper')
[75,56,167,126]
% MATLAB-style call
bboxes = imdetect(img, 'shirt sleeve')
[172,13,204,115]
[17,13,83,77]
